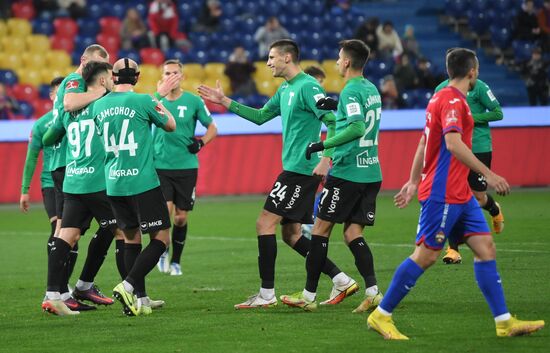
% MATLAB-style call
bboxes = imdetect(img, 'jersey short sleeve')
[477,80,500,111]
[196,97,214,128]
[339,87,365,123]
[440,99,467,135]
[141,95,169,128]
[301,81,328,120]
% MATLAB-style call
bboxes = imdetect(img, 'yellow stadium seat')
[203,77,231,95]
[22,52,47,68]
[42,68,67,85]
[139,64,161,82]
[16,68,43,86]
[182,63,204,81]
[300,60,322,70]
[134,81,157,95]
[26,35,51,53]
[0,53,22,70]
[1,37,26,53]
[203,63,226,80]
[0,21,7,37]
[7,18,32,37]
[252,61,272,81]
[180,79,202,93]
[46,50,71,70]
[256,79,278,96]
[322,60,339,76]
[324,77,345,94]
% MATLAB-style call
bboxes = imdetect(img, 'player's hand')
[305,142,325,160]
[197,80,226,104]
[157,73,182,97]
[394,181,417,209]
[485,172,510,196]
[315,97,338,110]
[187,138,205,154]
[20,193,30,213]
[313,157,331,180]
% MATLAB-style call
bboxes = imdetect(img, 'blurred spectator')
[224,46,257,96]
[0,83,20,120]
[194,0,223,33]
[354,18,380,59]
[329,0,364,16]
[57,0,86,19]
[402,25,420,59]
[537,0,550,50]
[416,58,439,90]
[0,0,10,19]
[254,17,290,60]
[514,0,542,41]
[304,66,326,85]
[522,47,549,106]
[394,54,418,91]
[148,0,180,51]
[34,0,58,13]
[121,8,150,50]
[376,21,403,60]
[380,75,405,109]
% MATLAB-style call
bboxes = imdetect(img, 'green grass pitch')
[0,190,548,353]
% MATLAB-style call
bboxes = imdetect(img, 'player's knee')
[476,240,497,261]
[174,214,188,226]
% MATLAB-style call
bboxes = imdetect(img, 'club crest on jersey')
[65,80,80,90]
[445,109,458,125]
[154,104,165,114]
[435,231,445,244]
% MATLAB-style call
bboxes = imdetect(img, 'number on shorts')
[269,182,288,201]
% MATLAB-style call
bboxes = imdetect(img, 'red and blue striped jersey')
[418,86,474,204]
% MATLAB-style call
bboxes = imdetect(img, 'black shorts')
[317,176,381,226]
[468,152,492,192]
[108,186,171,234]
[61,190,117,235]
[41,187,57,220]
[51,167,66,219]
[157,169,197,211]
[263,171,321,225]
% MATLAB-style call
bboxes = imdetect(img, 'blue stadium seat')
[309,0,325,16]
[133,2,147,18]
[414,89,433,108]
[193,34,211,51]
[287,17,301,32]
[220,18,236,33]
[309,16,323,32]
[0,70,18,86]
[263,2,280,17]
[240,17,258,34]
[470,0,488,12]
[118,49,141,63]
[221,2,237,19]
[287,1,302,16]
[77,18,100,37]
[71,52,82,66]
[401,90,418,109]
[445,0,468,17]
[87,4,104,19]
[32,19,54,36]
[512,40,535,62]
[165,48,186,62]
[494,0,512,11]
[490,25,511,49]
[39,84,50,99]
[74,35,96,54]
[328,16,346,32]
[194,50,210,65]
[108,3,126,19]
[468,11,490,34]
[39,10,54,21]
[208,48,230,63]
[18,101,34,119]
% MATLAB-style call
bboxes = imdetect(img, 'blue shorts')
[416,197,491,250]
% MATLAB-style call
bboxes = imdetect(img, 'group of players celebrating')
[20,39,544,339]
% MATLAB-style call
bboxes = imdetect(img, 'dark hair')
[163,59,183,68]
[269,39,300,63]
[82,61,113,85]
[446,48,477,80]
[304,66,325,79]
[339,39,371,70]
[83,44,109,59]
[50,76,65,88]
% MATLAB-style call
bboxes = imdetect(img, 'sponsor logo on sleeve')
[346,102,361,116]
[65,80,80,90]
[487,90,496,102]
[445,109,458,125]
[313,93,325,102]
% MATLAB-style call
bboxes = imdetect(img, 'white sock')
[46,291,61,300]
[60,292,71,301]
[302,289,316,302]
[259,287,274,299]
[494,313,511,322]
[75,280,93,291]
[332,272,351,286]
[122,280,134,294]
[365,285,379,297]
[377,306,392,316]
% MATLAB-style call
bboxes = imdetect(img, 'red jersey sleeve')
[440,97,467,135]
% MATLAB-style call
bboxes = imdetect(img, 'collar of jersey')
[288,71,306,84]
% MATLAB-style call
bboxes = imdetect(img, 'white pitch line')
[2,231,549,254]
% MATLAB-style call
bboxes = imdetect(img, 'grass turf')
[0,190,548,353]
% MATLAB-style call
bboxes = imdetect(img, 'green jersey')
[331,77,382,183]
[29,111,55,188]
[93,92,169,196]
[50,102,106,194]
[435,79,502,153]
[50,73,87,171]
[263,72,330,175]
[153,91,213,170]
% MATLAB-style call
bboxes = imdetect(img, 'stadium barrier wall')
[0,107,548,203]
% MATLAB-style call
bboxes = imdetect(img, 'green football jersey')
[153,91,213,170]
[331,77,382,183]
[93,91,169,196]
[263,72,329,175]
[50,73,87,171]
[29,111,55,188]
[52,102,106,194]
[435,79,501,153]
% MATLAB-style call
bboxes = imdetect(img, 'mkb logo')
[356,150,379,168]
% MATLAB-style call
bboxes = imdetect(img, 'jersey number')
[269,182,287,201]
[67,120,95,158]
[359,107,381,147]
[103,119,138,157]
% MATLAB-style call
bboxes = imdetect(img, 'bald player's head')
[113,58,140,85]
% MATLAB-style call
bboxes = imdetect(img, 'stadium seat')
[12,2,36,20]
[41,68,68,85]
[46,50,72,70]
[164,48,186,63]
[140,48,165,66]
[118,49,141,64]
[513,41,535,62]
[38,83,50,98]
[106,3,126,19]
[31,18,53,36]
[138,64,161,82]
[490,26,511,49]
[322,60,339,76]
[53,18,78,38]
[22,52,47,68]
[96,33,120,58]
[415,89,433,108]
[494,0,512,11]
[134,80,157,94]
[77,18,100,37]
[0,20,7,37]
[87,3,104,19]
[0,69,18,85]
[445,0,468,17]
[7,18,32,37]
[73,34,96,54]
[309,0,324,16]
[26,34,51,52]
[468,11,489,34]
[323,77,345,94]
[203,77,231,95]
[17,100,34,119]
[181,64,205,81]
[300,60,322,70]
[0,53,22,70]
[1,37,26,53]
[32,98,53,118]
[256,79,278,96]
[400,90,417,108]
[470,0,488,11]
[99,17,122,36]
[203,63,226,80]
[180,78,202,92]
[11,83,39,102]
[192,34,211,51]
[50,35,75,54]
